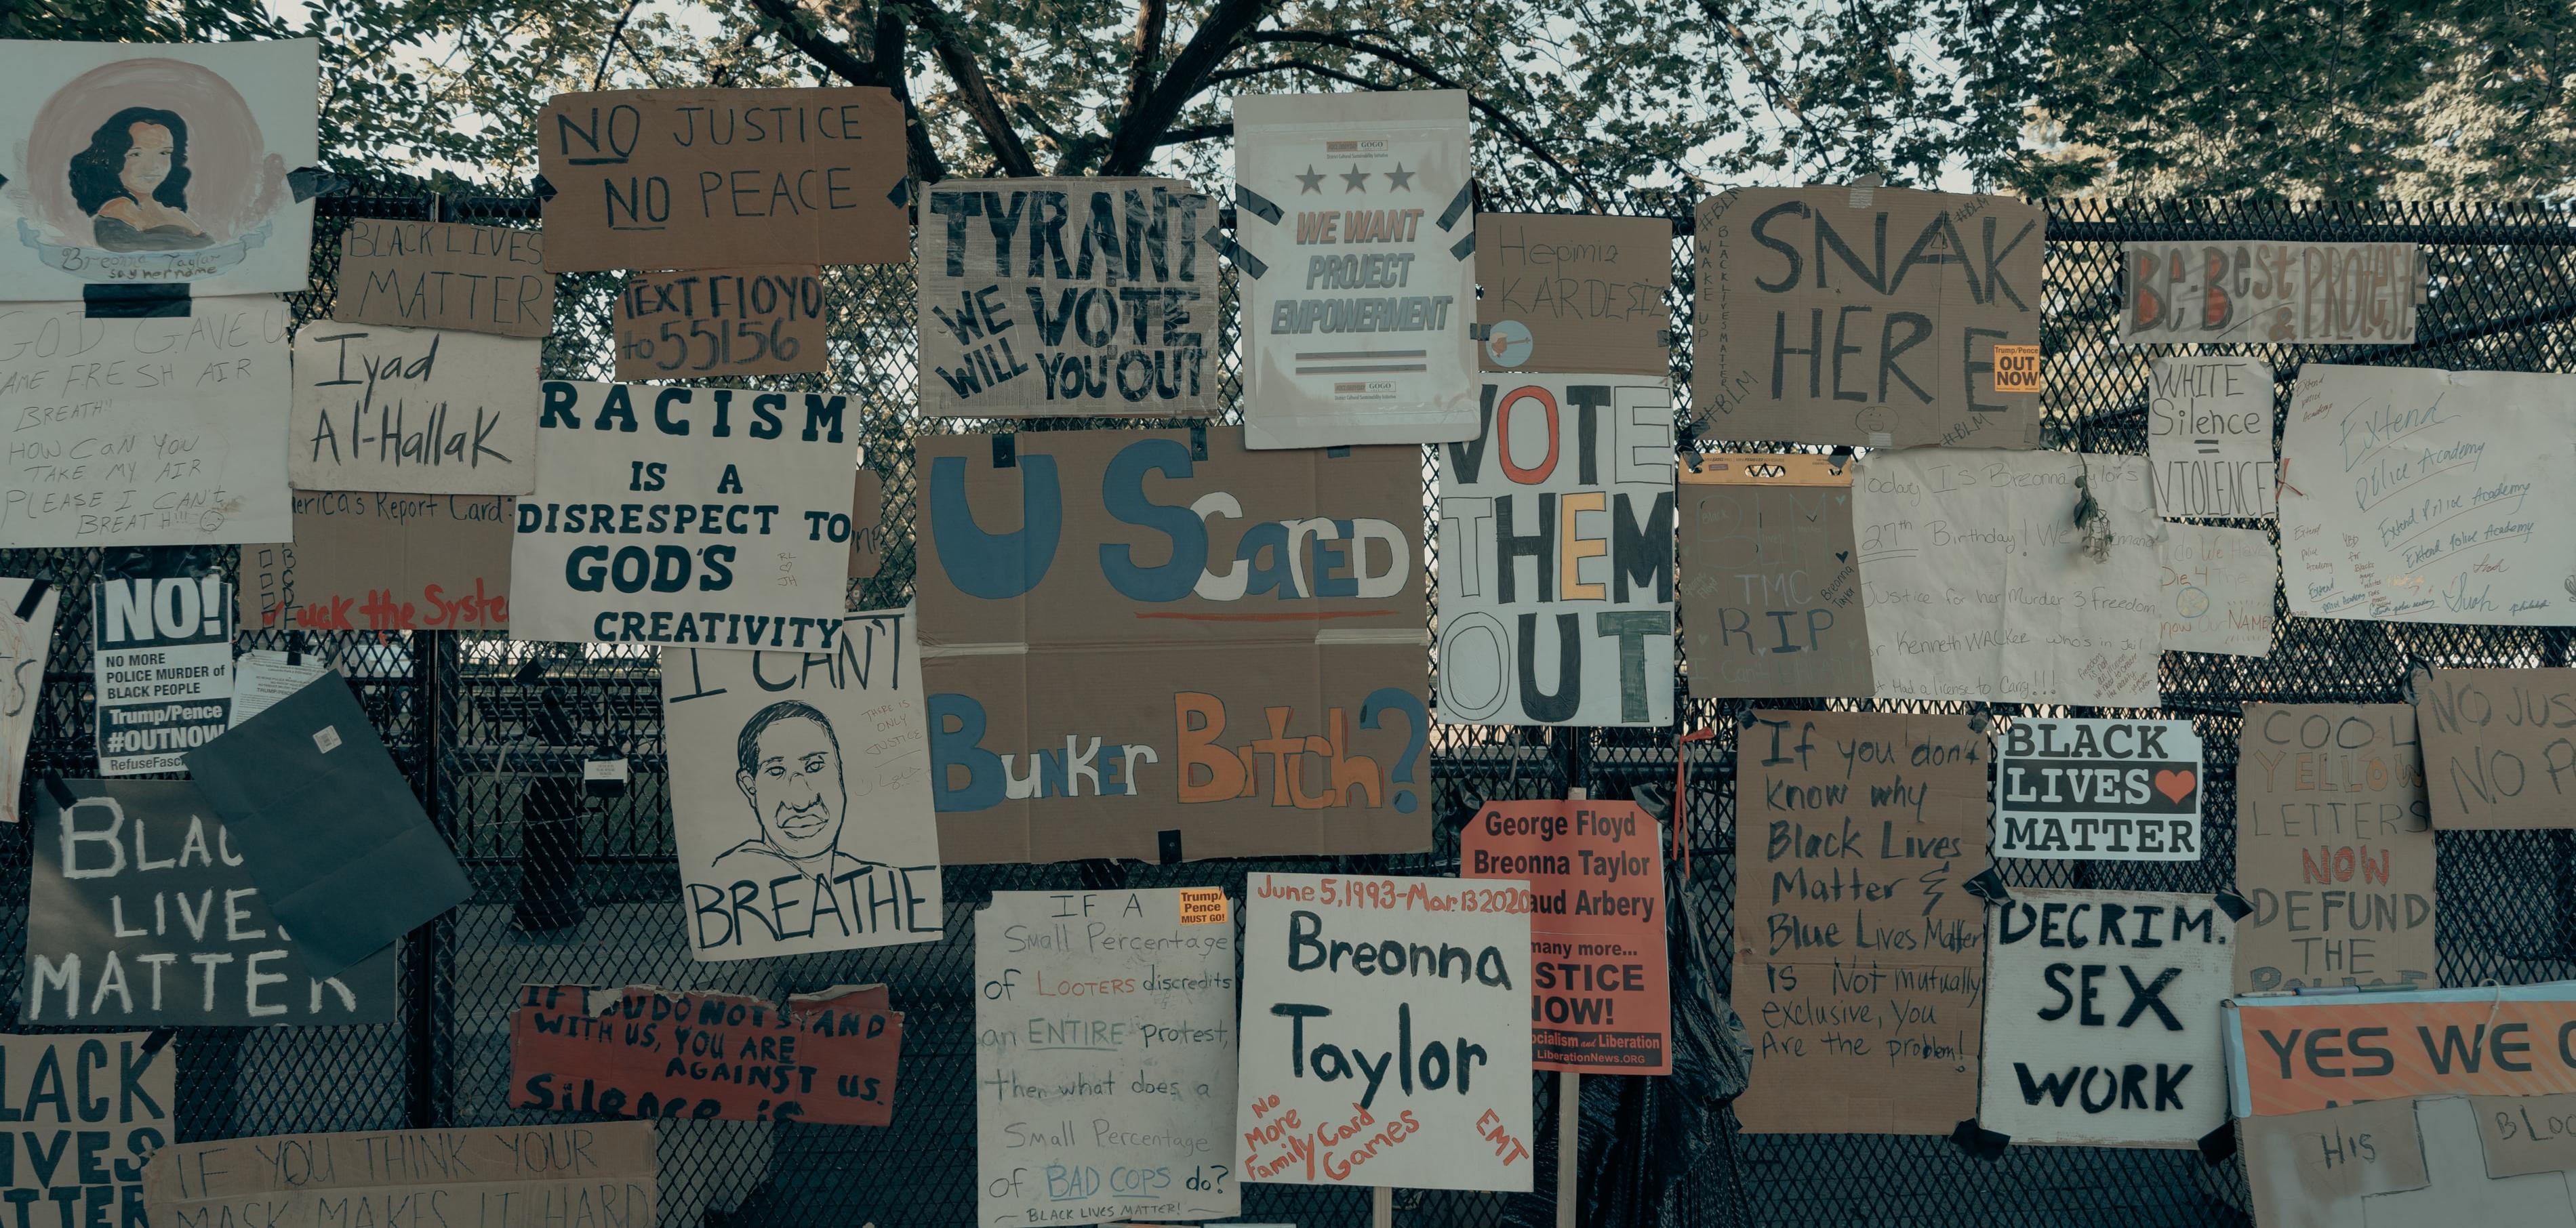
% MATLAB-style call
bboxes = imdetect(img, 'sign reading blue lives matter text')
[1994,718,2204,861]
[510,380,856,646]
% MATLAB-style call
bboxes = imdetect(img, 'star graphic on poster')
[1295,165,1325,193]
[1384,163,1415,190]
[1342,167,1371,191]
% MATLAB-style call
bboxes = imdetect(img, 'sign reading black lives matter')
[1978,888,2232,1147]
[26,779,398,1026]
[919,177,1217,417]
[5,1031,174,1223]
[93,571,233,776]
[510,380,857,647]
[1994,718,2204,861]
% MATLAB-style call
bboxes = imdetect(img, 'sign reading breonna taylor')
[510,380,856,646]
[1994,718,2205,861]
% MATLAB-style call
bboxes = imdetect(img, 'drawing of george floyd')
[717,699,883,886]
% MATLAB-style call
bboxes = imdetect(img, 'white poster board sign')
[1,579,60,823]
[228,648,327,726]
[977,888,1241,1226]
[289,323,539,494]
[1436,375,1674,726]
[1232,91,1478,450]
[0,296,292,548]
[1994,718,2204,861]
[2146,356,2274,518]
[1237,871,1534,1192]
[0,39,318,299]
[1853,449,2162,705]
[92,571,232,775]
[2158,524,2276,657]
[2280,365,2576,626]
[510,380,856,646]
[1978,888,2232,1146]
[660,609,942,960]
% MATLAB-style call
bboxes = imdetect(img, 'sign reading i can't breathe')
[1994,718,2204,861]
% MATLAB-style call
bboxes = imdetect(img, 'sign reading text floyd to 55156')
[1993,718,2204,861]
[1674,455,1872,699]
[1462,799,1670,1073]
[1236,872,1534,1192]
[510,983,901,1125]
[914,428,1432,865]
[1435,376,1675,726]
[7,1031,174,1224]
[290,323,540,495]
[2415,668,2576,830]
[920,177,1217,417]
[510,380,857,647]
[2120,241,2420,344]
[1473,213,1672,375]
[1731,710,1988,1134]
[144,1122,656,1228]
[615,266,827,380]
[93,571,232,776]
[330,218,553,338]
[1978,888,2233,1147]
[2234,704,2436,994]
[536,87,908,272]
[1691,186,2045,449]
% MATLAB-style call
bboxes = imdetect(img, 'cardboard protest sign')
[26,778,398,1025]
[914,428,1432,864]
[1853,449,2162,705]
[2146,356,2275,518]
[1474,213,1672,375]
[1435,375,1675,726]
[661,609,942,961]
[1674,455,1872,698]
[919,176,1217,417]
[1978,888,2232,1147]
[0,296,293,548]
[2235,704,2434,994]
[290,323,540,494]
[332,218,552,337]
[2158,524,2276,657]
[511,380,857,647]
[93,570,233,775]
[2281,365,2576,625]
[1462,799,1670,1073]
[977,890,1241,1224]
[1992,718,2203,861]
[2416,668,2576,829]
[1,579,60,823]
[536,87,908,272]
[615,266,826,380]
[2120,241,2420,344]
[510,983,901,1125]
[2225,985,2576,1116]
[2240,1097,2501,1228]
[0,39,317,298]
[1691,186,2045,449]
[184,669,472,977]
[2476,1093,2576,1179]
[239,491,513,632]
[1731,710,1988,1134]
[5,1032,173,1221]
[1237,872,1533,1191]
[144,1122,656,1227]
[1232,91,1479,450]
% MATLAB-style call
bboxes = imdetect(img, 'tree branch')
[591,1,643,90]
[744,0,883,87]
[1158,121,1232,145]
[1098,0,1281,175]
[891,0,1039,176]
[870,5,948,184]
[1121,0,1168,132]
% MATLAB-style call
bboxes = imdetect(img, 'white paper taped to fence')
[2158,523,2276,657]
[2146,356,2275,519]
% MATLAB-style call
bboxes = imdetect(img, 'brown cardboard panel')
[238,491,513,632]
[329,217,554,337]
[146,1122,656,1227]
[2240,1098,2431,1228]
[1676,455,1871,697]
[2235,703,2435,992]
[2417,668,2576,829]
[1475,213,1672,376]
[614,266,828,379]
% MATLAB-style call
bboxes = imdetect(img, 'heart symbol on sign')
[2154,769,2197,804]
[1836,551,1850,562]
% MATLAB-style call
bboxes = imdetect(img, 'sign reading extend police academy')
[1993,719,2205,861]
[92,571,233,777]
[920,177,1217,417]
[510,380,857,647]
[27,779,399,1027]
[1979,888,2232,1148]
[5,1031,174,1225]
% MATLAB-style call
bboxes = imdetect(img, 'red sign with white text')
[1463,799,1672,1073]
[510,983,901,1125]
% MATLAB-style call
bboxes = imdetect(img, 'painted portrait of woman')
[68,106,212,252]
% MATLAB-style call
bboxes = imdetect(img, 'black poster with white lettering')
[1994,718,2204,861]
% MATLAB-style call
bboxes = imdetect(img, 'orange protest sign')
[2232,988,2576,1116]
[1461,798,1671,1074]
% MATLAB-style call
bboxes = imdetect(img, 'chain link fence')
[7,190,2576,1227]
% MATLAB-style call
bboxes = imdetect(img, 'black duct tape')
[888,177,912,209]
[1203,226,1268,279]
[2197,1120,2238,1164]
[140,1029,177,1061]
[1325,446,1351,458]
[1438,182,1473,231]
[1188,424,1207,460]
[1234,185,1282,226]
[1963,867,2014,907]
[41,775,75,810]
[13,579,49,621]
[1948,1119,2010,1160]
[2215,889,2253,921]
[1157,830,1183,865]
[84,283,188,319]
[992,434,1017,469]
[287,166,348,203]
[531,174,559,203]
[1449,232,1475,262]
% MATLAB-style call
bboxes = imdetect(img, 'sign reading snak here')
[1993,718,2204,861]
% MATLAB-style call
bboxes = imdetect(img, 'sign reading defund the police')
[921,177,1217,417]
[1978,889,2232,1147]
[511,380,857,647]
[1436,377,1674,726]
[3,1031,174,1226]
[1994,719,2205,861]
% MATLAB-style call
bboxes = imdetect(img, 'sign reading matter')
[1436,376,1676,726]
[93,571,233,775]
[976,890,1241,1227]
[290,323,540,494]
[2120,241,2420,344]
[1993,718,2205,861]
[1237,872,1533,1191]
[7,1032,172,1223]
[331,217,553,338]
[2234,704,2435,994]
[2146,356,2275,518]
[2416,668,2576,830]
[1979,888,2232,1147]
[921,177,1217,417]
[511,380,857,646]
[144,1123,655,1228]
[1462,799,1670,1073]
[616,266,828,380]
[510,983,902,1125]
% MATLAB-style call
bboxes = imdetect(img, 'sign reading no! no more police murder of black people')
[510,380,857,647]
[1994,718,2205,861]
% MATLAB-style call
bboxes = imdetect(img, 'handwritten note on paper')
[2158,524,2277,657]
[2147,356,2276,518]
[146,1123,654,1228]
[1853,449,2163,706]
[290,323,540,495]
[2280,365,2576,626]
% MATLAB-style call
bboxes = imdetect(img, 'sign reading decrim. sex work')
[1994,718,2205,861]
[1437,376,1674,726]
[509,380,856,647]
